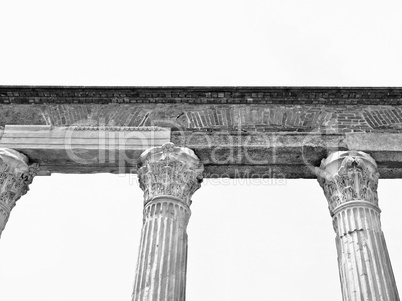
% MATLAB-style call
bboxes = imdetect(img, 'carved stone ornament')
[317,151,379,214]
[0,149,40,225]
[138,142,204,206]
[70,126,169,131]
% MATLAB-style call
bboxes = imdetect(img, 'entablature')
[1,125,402,178]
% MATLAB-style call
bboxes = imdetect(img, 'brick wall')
[1,86,402,105]
[1,86,402,133]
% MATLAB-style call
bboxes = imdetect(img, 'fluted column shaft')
[133,197,190,301]
[334,202,398,301]
[132,142,203,301]
[317,151,399,301]
[0,148,39,237]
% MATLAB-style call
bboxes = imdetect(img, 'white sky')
[0,1,402,300]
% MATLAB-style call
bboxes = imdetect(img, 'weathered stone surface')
[132,143,203,301]
[133,197,191,301]
[317,151,400,301]
[0,105,46,126]
[2,87,402,134]
[3,103,402,134]
[3,125,402,178]
[0,125,170,175]
[0,149,39,236]
[138,142,203,206]
[2,87,402,178]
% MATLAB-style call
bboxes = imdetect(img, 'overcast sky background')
[0,1,402,300]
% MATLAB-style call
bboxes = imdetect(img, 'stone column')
[132,142,203,301]
[317,151,399,301]
[0,148,39,237]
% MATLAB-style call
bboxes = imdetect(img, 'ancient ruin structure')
[0,86,400,300]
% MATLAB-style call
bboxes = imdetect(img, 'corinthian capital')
[0,149,40,233]
[317,151,379,214]
[137,142,204,206]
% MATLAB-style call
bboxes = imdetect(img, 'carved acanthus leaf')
[138,143,204,206]
[0,154,39,217]
[318,153,379,214]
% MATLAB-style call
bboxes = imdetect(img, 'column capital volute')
[317,150,379,214]
[137,142,204,206]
